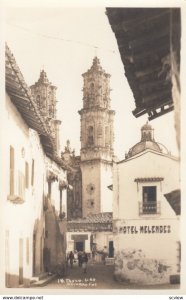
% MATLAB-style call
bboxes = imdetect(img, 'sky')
[5,6,179,160]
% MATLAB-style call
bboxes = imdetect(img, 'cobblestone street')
[38,260,180,290]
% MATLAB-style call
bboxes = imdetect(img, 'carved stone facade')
[30,70,61,154]
[79,57,115,217]
[61,141,82,220]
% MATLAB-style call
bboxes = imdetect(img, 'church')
[62,57,115,257]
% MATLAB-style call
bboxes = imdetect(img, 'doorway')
[109,241,114,258]
[33,233,36,275]
[19,238,23,285]
[75,241,84,252]
[75,242,84,252]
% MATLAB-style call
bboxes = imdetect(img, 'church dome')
[128,140,162,157]
[126,122,165,159]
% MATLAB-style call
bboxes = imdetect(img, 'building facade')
[65,58,115,255]
[79,57,115,217]
[0,46,68,288]
[113,123,180,284]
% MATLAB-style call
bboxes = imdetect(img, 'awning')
[164,189,181,215]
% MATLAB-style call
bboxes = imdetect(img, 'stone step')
[31,274,56,287]
[30,272,49,283]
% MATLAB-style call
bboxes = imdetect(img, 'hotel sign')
[117,225,171,234]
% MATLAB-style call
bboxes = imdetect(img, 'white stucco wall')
[113,150,180,284]
[81,161,101,216]
[114,150,179,220]
[3,94,38,286]
[1,93,67,286]
[94,232,113,252]
[100,162,113,212]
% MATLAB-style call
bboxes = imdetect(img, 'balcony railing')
[139,201,160,215]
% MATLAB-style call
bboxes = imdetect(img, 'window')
[25,162,29,189]
[87,126,94,145]
[9,146,14,195]
[143,186,156,202]
[141,186,159,214]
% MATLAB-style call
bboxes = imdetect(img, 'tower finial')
[65,140,71,153]
[94,46,98,57]
[93,56,100,66]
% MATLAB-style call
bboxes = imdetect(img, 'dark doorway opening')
[109,241,114,258]
[76,241,84,252]
[19,238,24,285]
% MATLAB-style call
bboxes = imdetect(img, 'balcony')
[139,201,160,215]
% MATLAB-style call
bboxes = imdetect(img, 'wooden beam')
[128,24,170,50]
[148,105,174,120]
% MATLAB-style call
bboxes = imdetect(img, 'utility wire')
[7,22,116,54]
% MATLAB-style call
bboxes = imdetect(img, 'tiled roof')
[68,212,113,224]
[67,213,113,232]
[134,177,164,182]
[5,45,68,170]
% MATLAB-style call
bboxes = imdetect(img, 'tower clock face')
[86,183,95,195]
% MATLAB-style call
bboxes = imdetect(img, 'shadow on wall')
[5,196,67,288]
[114,248,179,285]
[44,200,67,274]
[5,273,31,288]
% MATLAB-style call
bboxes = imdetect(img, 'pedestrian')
[69,251,74,268]
[92,249,96,263]
[81,251,88,273]
[78,251,82,267]
[102,246,108,265]
[74,250,78,264]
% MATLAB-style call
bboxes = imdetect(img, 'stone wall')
[114,248,172,285]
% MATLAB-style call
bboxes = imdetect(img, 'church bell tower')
[30,70,61,155]
[79,57,115,217]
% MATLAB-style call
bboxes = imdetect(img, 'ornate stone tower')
[79,57,115,217]
[30,70,61,154]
